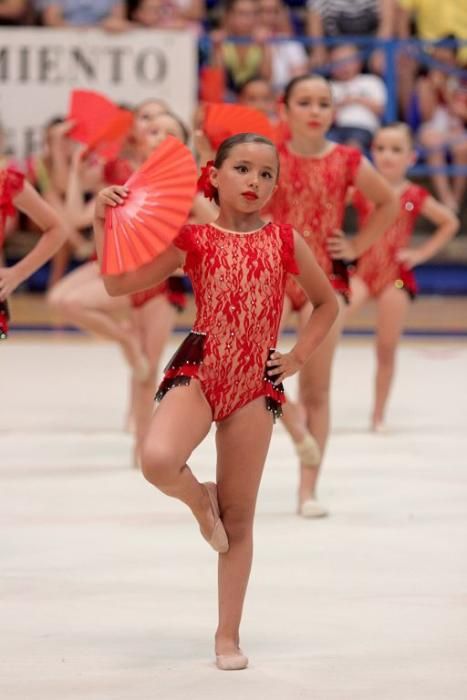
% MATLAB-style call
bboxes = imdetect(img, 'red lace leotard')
[266,143,362,309]
[0,166,25,340]
[353,183,429,299]
[156,221,299,421]
[105,156,188,313]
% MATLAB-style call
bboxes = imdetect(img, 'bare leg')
[48,262,147,375]
[298,298,346,514]
[345,275,371,320]
[131,295,177,465]
[215,397,273,660]
[48,241,72,288]
[140,381,215,531]
[372,285,410,430]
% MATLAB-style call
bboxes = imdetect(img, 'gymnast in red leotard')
[265,74,398,517]
[346,123,459,432]
[93,132,338,671]
[0,166,65,338]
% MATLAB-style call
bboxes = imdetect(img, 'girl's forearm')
[12,225,65,285]
[352,197,398,257]
[291,299,339,363]
[414,222,459,264]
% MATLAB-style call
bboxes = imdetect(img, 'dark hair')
[283,74,332,106]
[212,132,279,204]
[239,77,272,95]
[159,111,190,145]
[376,122,414,147]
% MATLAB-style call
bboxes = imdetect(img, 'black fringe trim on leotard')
[263,348,285,421]
[0,300,10,340]
[155,331,206,403]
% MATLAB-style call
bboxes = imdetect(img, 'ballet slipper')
[294,432,321,467]
[216,650,249,671]
[200,482,229,554]
[299,498,329,519]
[371,420,388,434]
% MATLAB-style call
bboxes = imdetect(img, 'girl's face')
[133,100,168,143]
[371,128,415,181]
[211,142,278,211]
[239,80,275,116]
[226,0,258,36]
[285,79,333,138]
[142,113,187,154]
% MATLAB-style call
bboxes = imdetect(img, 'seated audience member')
[416,38,467,212]
[257,0,308,93]
[238,77,277,120]
[329,43,387,152]
[307,0,395,73]
[210,0,272,96]
[36,0,130,31]
[130,0,205,29]
[0,0,31,24]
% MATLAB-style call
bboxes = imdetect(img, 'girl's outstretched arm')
[93,185,185,297]
[0,181,66,300]
[397,196,459,268]
[327,158,399,262]
[267,231,339,384]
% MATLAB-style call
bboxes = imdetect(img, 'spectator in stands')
[257,0,308,93]
[238,77,277,119]
[36,0,130,31]
[0,0,31,25]
[415,38,467,212]
[329,43,387,151]
[307,0,396,74]
[210,0,272,96]
[130,0,205,29]
[397,0,467,115]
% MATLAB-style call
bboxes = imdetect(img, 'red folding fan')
[68,90,120,145]
[102,136,198,276]
[84,108,134,161]
[203,103,275,149]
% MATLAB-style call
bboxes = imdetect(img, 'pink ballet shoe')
[201,482,229,554]
[216,650,249,671]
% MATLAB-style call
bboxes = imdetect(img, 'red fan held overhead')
[84,108,134,161]
[102,136,198,276]
[68,90,118,144]
[203,102,275,150]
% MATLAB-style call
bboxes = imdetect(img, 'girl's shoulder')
[0,165,25,216]
[173,222,208,252]
[401,182,430,215]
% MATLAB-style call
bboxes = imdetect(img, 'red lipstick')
[241,191,258,200]
[308,120,321,128]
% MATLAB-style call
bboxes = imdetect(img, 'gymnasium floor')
[1,295,467,699]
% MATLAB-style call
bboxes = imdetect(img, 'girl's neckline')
[210,222,269,236]
[285,141,338,160]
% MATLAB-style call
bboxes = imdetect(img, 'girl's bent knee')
[140,442,177,486]
[301,386,330,412]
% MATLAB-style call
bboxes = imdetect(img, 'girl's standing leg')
[130,295,177,465]
[452,138,467,210]
[297,298,346,516]
[372,285,410,431]
[215,398,273,663]
[141,381,216,531]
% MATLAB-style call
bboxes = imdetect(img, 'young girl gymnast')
[93,133,338,670]
[266,74,398,517]
[346,122,459,431]
[0,166,66,337]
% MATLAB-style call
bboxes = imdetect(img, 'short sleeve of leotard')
[280,224,300,275]
[345,146,363,188]
[406,184,430,216]
[173,223,196,253]
[0,166,25,218]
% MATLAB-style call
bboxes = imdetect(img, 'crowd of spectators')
[0,0,466,210]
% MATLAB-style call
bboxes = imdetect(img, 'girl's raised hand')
[267,350,303,385]
[327,229,357,261]
[94,185,129,220]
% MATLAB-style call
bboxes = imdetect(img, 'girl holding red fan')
[93,133,338,670]
[0,167,66,337]
[346,123,459,432]
[266,75,398,518]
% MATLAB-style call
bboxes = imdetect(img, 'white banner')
[0,27,197,160]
